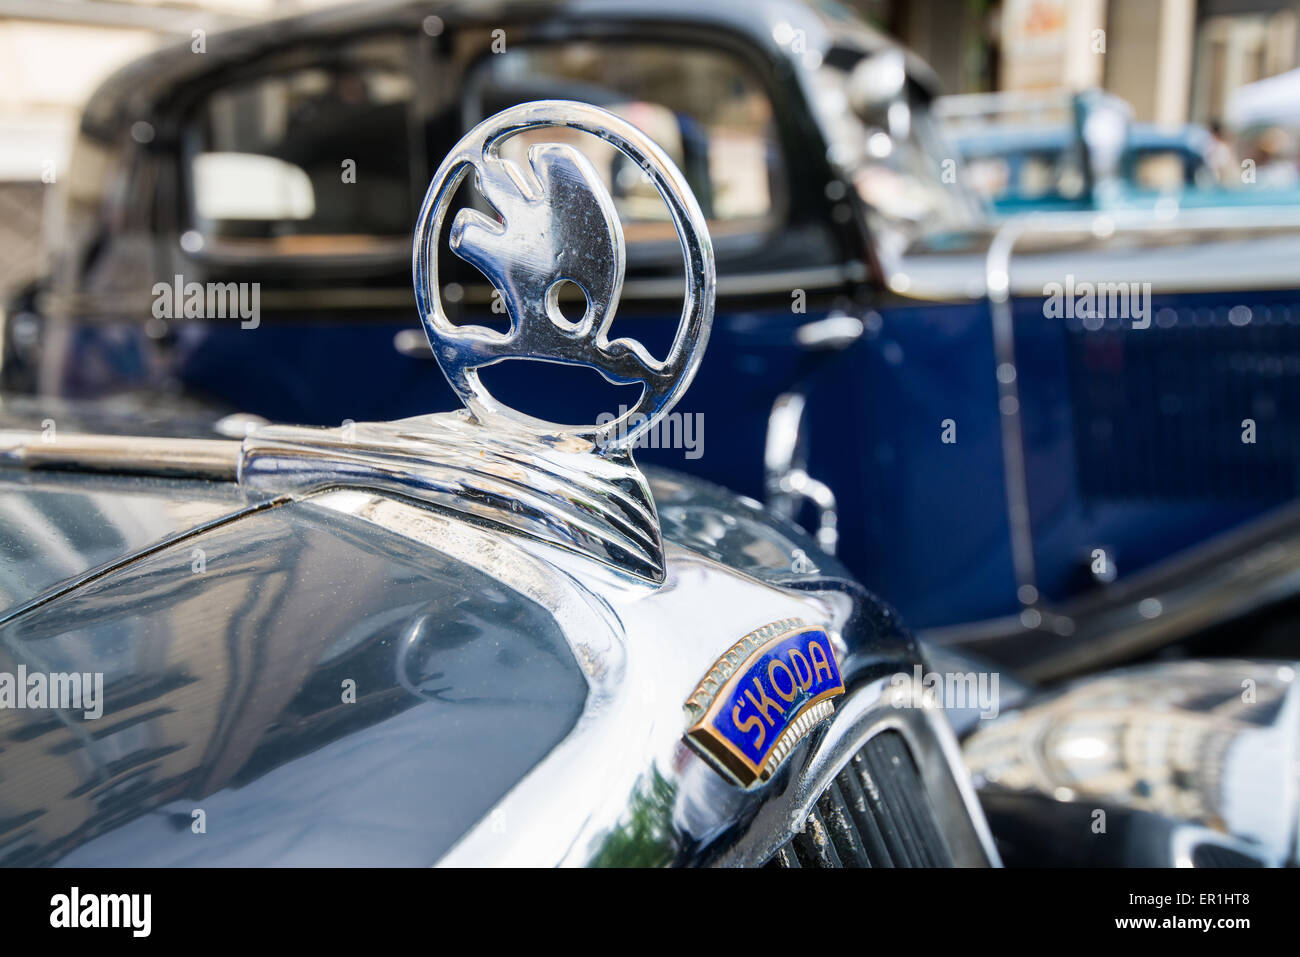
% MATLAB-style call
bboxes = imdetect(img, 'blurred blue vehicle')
[940,87,1300,215]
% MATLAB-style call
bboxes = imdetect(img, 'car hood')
[0,396,913,866]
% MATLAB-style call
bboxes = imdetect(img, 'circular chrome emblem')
[412,100,715,451]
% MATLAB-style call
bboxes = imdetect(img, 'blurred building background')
[3,0,1300,291]
[861,0,1300,128]
[0,0,339,291]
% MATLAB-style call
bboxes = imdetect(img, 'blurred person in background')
[1206,120,1237,184]
[1249,126,1300,188]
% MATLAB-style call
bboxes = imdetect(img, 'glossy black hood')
[0,445,911,865]
[1,487,588,866]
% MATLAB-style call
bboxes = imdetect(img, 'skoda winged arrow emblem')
[412,100,715,452]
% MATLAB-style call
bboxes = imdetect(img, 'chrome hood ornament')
[413,99,714,449]
[238,101,716,583]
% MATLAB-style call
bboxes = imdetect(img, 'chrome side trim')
[985,223,1037,615]
[897,208,1300,302]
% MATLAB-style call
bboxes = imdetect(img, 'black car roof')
[80,0,933,140]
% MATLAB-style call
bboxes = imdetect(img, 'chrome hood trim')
[0,412,668,582]
[0,430,239,479]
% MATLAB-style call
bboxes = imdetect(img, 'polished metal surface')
[400,501,995,866]
[412,99,715,451]
[239,100,721,582]
[985,222,1039,615]
[0,472,253,619]
[313,487,855,866]
[231,101,714,582]
[0,452,937,867]
[759,311,858,556]
[1169,824,1271,868]
[0,89,999,866]
[1,490,591,866]
[964,659,1300,865]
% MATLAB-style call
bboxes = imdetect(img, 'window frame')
[175,31,426,266]
[456,35,792,269]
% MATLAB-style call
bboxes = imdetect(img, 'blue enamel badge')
[684,618,844,787]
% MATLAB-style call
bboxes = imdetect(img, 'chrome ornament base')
[239,410,667,582]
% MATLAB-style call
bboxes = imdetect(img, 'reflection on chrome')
[964,660,1300,863]
[764,392,838,554]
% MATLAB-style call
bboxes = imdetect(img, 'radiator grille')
[1065,307,1300,502]
[766,729,954,867]
[1190,843,1264,868]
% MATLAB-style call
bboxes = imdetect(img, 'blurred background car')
[938,88,1217,213]
[939,86,1300,214]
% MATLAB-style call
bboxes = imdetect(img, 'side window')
[1129,149,1193,191]
[461,42,785,247]
[184,38,415,257]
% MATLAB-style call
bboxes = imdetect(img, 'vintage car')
[0,98,1007,867]
[7,0,1300,694]
[5,93,1295,869]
